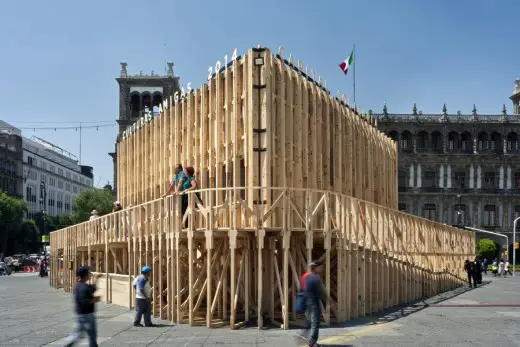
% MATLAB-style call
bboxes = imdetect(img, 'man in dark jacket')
[464,259,477,288]
[474,258,483,284]
[65,266,102,347]
[302,261,325,347]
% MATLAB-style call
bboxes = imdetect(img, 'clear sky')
[0,1,518,189]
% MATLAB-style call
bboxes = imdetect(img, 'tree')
[71,187,114,223]
[0,191,27,256]
[477,238,498,261]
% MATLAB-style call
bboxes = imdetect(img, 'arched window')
[431,131,443,152]
[461,131,472,153]
[448,131,459,151]
[130,93,140,119]
[507,132,518,152]
[477,132,489,151]
[386,130,398,142]
[400,131,412,152]
[417,131,429,151]
[490,132,502,153]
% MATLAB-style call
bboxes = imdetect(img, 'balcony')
[421,187,442,193]
[447,148,473,154]
[416,147,443,154]
[477,148,503,155]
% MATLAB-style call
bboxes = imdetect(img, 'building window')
[66,172,71,179]
[423,203,436,221]
[454,204,466,225]
[454,172,466,188]
[50,165,55,173]
[27,156,34,166]
[398,170,406,188]
[65,183,71,192]
[57,180,64,189]
[514,205,520,223]
[483,205,496,227]
[58,168,63,176]
[483,172,496,189]
[72,185,78,194]
[423,171,436,188]
[398,203,406,212]
[515,172,520,189]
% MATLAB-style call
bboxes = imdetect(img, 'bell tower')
[109,61,180,196]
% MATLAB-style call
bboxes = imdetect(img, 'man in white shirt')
[133,266,154,327]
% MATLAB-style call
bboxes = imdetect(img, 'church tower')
[511,79,520,115]
[109,61,180,196]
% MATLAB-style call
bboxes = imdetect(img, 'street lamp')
[40,181,47,247]
[513,217,520,276]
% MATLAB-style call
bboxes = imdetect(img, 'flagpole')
[353,44,356,107]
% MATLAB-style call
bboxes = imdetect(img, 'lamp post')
[513,217,520,276]
[40,181,47,250]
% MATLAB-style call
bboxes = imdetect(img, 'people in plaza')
[299,261,326,347]
[89,209,99,221]
[491,259,498,277]
[162,164,186,197]
[474,258,482,284]
[133,266,155,327]
[65,266,102,347]
[498,259,505,277]
[482,258,488,276]
[179,167,199,224]
[505,260,512,276]
[464,259,477,288]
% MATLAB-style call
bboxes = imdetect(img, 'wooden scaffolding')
[50,47,475,330]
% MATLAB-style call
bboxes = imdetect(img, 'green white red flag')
[339,50,354,75]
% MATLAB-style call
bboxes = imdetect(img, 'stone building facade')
[0,121,23,198]
[376,80,520,236]
[108,62,180,196]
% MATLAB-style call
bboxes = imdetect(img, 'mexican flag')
[339,50,354,75]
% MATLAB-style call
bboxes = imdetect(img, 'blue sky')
[0,1,518,189]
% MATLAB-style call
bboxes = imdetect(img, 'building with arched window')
[108,61,180,196]
[376,80,520,236]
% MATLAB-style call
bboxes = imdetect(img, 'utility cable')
[0,124,115,131]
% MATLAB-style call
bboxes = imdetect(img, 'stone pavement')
[0,272,519,346]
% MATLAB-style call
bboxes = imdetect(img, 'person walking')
[474,258,482,284]
[301,261,325,347]
[133,266,155,327]
[65,266,102,347]
[482,258,488,276]
[464,260,477,288]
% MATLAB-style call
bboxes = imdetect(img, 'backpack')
[295,272,312,314]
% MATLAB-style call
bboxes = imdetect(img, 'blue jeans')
[65,313,97,347]
[304,298,321,345]
[134,298,152,326]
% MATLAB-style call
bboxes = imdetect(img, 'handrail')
[52,186,475,235]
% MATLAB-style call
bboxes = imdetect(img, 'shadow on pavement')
[316,281,491,331]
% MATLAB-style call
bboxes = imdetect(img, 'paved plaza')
[1,273,520,346]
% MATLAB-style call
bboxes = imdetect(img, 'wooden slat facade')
[50,47,475,330]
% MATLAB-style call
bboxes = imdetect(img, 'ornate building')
[108,62,180,196]
[0,121,23,198]
[376,80,520,236]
